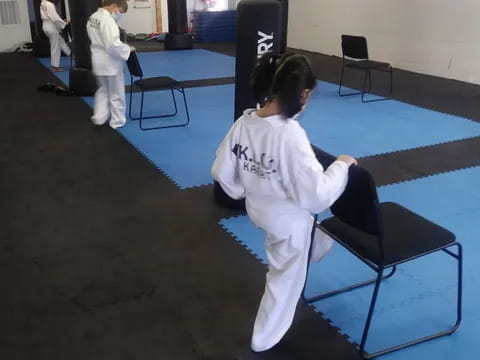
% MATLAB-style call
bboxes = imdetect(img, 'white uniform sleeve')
[44,2,67,30]
[99,19,131,61]
[285,127,349,213]
[211,120,246,200]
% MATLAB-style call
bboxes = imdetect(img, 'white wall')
[161,0,168,32]
[119,0,157,34]
[288,0,480,84]
[0,0,32,51]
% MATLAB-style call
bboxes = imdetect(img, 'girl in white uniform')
[212,53,357,352]
[87,0,133,129]
[40,0,71,72]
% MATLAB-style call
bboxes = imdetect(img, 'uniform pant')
[92,73,127,129]
[43,25,70,68]
[251,216,334,352]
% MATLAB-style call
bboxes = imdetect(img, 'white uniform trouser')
[43,24,70,68]
[251,216,334,352]
[92,72,127,129]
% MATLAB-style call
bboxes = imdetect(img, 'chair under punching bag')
[213,0,288,210]
[165,0,194,50]
[68,0,100,96]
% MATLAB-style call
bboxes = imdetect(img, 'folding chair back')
[330,165,382,237]
[341,35,369,60]
[127,51,144,78]
[311,145,337,169]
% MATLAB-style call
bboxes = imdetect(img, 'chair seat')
[321,202,455,267]
[134,76,180,91]
[346,60,391,70]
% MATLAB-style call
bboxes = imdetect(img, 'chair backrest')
[311,145,337,169]
[330,165,382,238]
[341,35,369,60]
[126,51,144,78]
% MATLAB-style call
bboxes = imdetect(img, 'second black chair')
[339,35,393,102]
[126,51,190,131]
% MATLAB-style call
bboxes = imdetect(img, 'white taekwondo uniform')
[212,109,349,352]
[87,8,131,129]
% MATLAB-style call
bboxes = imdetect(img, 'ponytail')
[250,53,278,107]
[275,71,305,118]
[250,52,317,119]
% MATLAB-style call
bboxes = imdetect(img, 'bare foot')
[51,67,65,72]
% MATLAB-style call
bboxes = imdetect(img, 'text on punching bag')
[257,31,274,58]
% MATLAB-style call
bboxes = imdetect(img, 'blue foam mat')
[38,51,480,189]
[219,167,480,359]
[38,49,235,85]
[83,85,234,188]
[301,82,480,157]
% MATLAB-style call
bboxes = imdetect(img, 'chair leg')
[302,220,396,303]
[390,68,394,98]
[301,215,319,301]
[302,265,395,303]
[359,269,384,358]
[338,63,363,97]
[455,243,463,330]
[180,87,191,126]
[139,87,190,131]
[368,70,372,93]
[362,243,463,359]
[362,69,393,103]
[443,243,463,331]
[361,70,369,102]
[130,86,184,130]
[139,89,145,130]
[338,63,345,96]
[128,78,134,120]
[171,88,179,117]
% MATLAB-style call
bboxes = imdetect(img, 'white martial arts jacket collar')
[243,109,292,128]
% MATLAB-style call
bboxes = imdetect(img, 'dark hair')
[103,0,128,11]
[250,52,317,118]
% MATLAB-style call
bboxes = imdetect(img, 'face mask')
[112,13,122,22]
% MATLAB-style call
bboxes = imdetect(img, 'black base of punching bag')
[33,36,51,57]
[164,33,194,50]
[69,68,97,96]
[213,181,246,211]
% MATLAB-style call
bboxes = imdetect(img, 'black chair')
[126,51,190,131]
[339,35,393,103]
[302,165,462,359]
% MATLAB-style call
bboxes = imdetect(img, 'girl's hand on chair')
[337,155,358,167]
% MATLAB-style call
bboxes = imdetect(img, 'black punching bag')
[68,0,100,96]
[234,0,285,120]
[164,0,194,50]
[213,0,288,210]
[279,0,288,53]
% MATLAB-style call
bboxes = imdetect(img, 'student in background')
[87,0,133,129]
[40,0,71,72]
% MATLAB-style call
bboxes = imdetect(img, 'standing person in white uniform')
[212,53,357,352]
[40,0,71,72]
[87,0,133,129]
